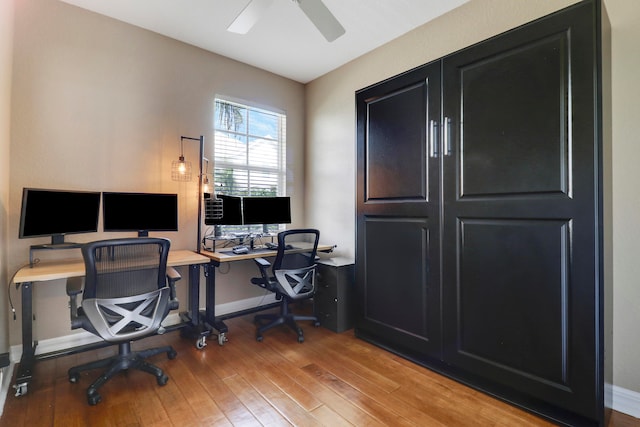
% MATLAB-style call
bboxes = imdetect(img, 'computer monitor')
[204,194,243,226]
[242,196,291,225]
[19,188,101,246]
[102,192,178,237]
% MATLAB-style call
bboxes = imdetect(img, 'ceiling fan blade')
[227,0,275,34]
[297,0,345,42]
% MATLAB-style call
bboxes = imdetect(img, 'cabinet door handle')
[444,117,452,156]
[429,119,439,158]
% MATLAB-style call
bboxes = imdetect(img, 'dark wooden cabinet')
[355,1,611,425]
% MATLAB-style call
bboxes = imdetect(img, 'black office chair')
[66,237,180,405]
[251,229,320,343]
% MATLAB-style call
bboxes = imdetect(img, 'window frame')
[213,98,287,235]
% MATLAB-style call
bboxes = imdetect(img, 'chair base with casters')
[68,340,176,406]
[254,298,320,343]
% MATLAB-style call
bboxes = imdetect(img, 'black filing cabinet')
[315,258,354,333]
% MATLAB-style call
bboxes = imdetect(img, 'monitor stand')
[29,235,82,267]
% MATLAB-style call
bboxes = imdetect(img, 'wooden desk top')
[13,250,210,284]
[201,242,335,263]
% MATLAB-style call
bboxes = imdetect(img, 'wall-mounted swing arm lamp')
[171,135,223,252]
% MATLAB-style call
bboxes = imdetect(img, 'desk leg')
[203,260,228,345]
[13,281,36,396]
[179,263,210,349]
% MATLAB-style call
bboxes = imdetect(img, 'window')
[213,98,287,234]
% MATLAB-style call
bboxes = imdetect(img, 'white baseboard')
[612,384,640,419]
[214,293,277,317]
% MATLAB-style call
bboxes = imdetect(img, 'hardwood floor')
[2,310,638,426]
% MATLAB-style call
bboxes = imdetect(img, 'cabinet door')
[355,62,442,359]
[441,2,600,420]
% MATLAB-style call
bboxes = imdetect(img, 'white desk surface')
[13,250,210,284]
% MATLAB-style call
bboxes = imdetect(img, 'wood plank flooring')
[2,310,638,426]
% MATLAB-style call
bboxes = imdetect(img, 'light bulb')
[203,175,210,194]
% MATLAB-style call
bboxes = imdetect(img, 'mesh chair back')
[82,238,170,299]
[273,229,320,272]
[271,229,319,300]
[80,238,171,342]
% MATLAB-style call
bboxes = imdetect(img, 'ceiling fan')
[227,0,346,42]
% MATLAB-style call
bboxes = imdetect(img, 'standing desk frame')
[11,250,212,397]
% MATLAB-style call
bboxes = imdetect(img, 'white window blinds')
[214,99,286,197]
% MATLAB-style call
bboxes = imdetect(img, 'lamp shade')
[171,157,192,181]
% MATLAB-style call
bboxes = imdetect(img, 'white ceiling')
[59,0,469,84]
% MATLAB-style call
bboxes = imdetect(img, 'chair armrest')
[66,276,84,296]
[254,258,271,276]
[167,267,181,284]
[251,258,272,288]
[254,257,271,268]
[66,277,84,329]
[166,267,180,309]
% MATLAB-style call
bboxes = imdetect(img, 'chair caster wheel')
[87,392,101,406]
[218,333,228,346]
[68,373,79,384]
[297,335,304,343]
[13,383,27,397]
[256,335,263,342]
[195,336,207,350]
[313,321,320,327]
[167,349,177,359]
[157,374,169,386]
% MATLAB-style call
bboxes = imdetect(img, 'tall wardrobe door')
[441,1,600,421]
[355,62,442,359]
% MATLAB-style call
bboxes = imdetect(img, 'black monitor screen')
[242,196,291,225]
[103,192,178,235]
[204,194,243,225]
[19,188,101,244]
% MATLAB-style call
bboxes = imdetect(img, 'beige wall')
[8,0,305,345]
[305,0,640,395]
[0,0,15,356]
